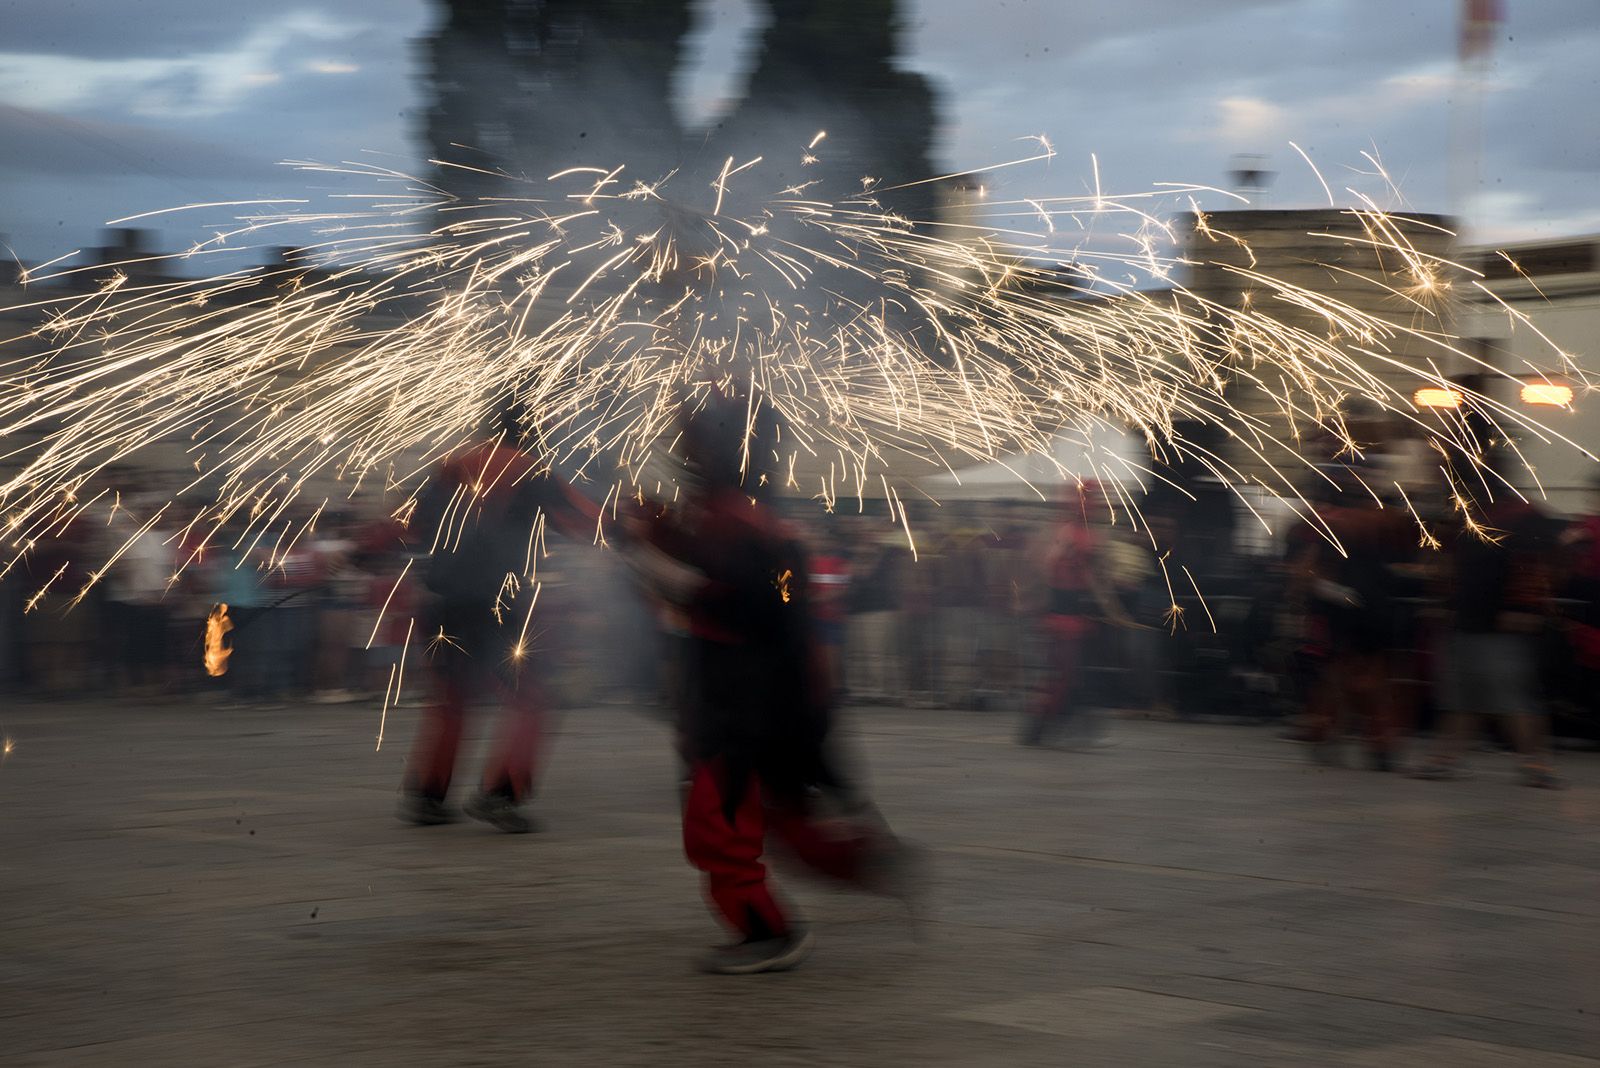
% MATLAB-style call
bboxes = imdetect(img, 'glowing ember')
[204,603,235,677]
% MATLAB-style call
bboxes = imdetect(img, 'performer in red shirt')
[398,403,597,832]
[1019,482,1129,747]
[624,395,922,974]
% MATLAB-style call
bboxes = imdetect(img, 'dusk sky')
[2,0,1596,267]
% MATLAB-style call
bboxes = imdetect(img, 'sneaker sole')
[704,928,815,975]
[463,801,536,834]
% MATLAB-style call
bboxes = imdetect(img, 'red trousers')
[682,758,871,940]
[1027,615,1090,726]
[404,658,544,802]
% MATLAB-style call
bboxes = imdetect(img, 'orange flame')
[204,603,234,677]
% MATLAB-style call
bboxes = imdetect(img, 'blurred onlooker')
[1105,519,1165,712]
[20,516,99,695]
[808,527,852,701]
[1415,486,1564,788]
[936,520,986,706]
[973,507,1031,711]
[103,505,176,693]
[898,518,939,707]
[215,524,273,702]
[166,505,219,692]
[847,526,906,705]
[262,524,326,702]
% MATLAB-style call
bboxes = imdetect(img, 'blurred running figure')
[1019,482,1129,748]
[1291,472,1410,772]
[398,405,597,831]
[624,395,921,974]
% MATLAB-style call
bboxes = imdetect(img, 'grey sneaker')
[397,792,457,826]
[696,925,814,975]
[463,792,539,834]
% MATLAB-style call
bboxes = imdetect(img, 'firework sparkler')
[0,139,1588,610]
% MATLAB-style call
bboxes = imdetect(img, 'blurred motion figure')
[624,394,922,974]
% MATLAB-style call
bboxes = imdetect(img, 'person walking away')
[397,408,598,831]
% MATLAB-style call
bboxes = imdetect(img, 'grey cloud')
[0,104,272,179]
[1,0,1594,263]
[0,0,408,59]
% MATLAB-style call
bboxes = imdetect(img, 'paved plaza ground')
[3,696,1598,1066]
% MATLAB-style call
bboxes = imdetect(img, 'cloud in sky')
[0,0,1595,262]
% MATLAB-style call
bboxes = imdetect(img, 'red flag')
[1461,0,1503,61]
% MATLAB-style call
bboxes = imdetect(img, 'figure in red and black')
[623,394,923,974]
[1019,481,1130,748]
[398,402,597,832]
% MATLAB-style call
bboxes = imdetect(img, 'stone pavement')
[2,698,1598,1066]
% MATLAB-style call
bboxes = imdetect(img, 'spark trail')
[0,141,1587,605]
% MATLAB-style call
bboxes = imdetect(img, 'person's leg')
[402,651,469,804]
[1504,713,1549,763]
[1022,621,1081,745]
[480,666,544,803]
[1414,633,1478,777]
[1350,652,1399,770]
[1303,653,1344,746]
[682,758,789,941]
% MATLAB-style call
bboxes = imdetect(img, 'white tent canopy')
[915,425,1149,502]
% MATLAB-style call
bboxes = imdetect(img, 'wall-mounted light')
[1520,381,1574,407]
[1414,387,1463,409]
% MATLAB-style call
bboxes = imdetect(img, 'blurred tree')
[709,0,939,221]
[416,0,938,217]
[417,0,694,194]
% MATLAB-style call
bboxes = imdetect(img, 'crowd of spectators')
[5,474,1599,782]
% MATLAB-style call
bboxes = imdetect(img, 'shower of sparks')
[0,138,1591,620]
[376,617,414,752]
